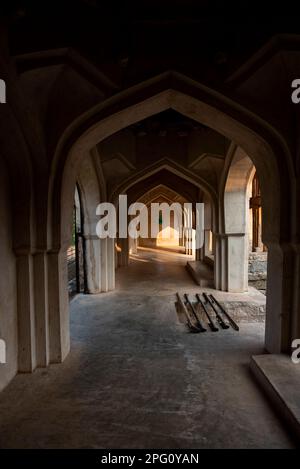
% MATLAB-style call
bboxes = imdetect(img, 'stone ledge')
[186,260,214,287]
[251,354,300,441]
[222,301,265,322]
[186,261,266,321]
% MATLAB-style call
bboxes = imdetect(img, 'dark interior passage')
[1,6,300,449]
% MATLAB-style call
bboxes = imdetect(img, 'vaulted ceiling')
[98,110,229,193]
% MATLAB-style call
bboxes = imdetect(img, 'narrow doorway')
[68,184,87,297]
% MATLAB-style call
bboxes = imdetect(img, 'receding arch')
[110,159,217,208]
[127,182,193,257]
[76,153,106,294]
[223,147,254,235]
[118,165,216,257]
[129,183,188,254]
[136,183,189,206]
[48,72,294,357]
[217,146,255,292]
[49,72,294,251]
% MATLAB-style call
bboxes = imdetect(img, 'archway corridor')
[0,248,293,449]
[3,9,300,452]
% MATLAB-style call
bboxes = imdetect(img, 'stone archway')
[76,154,106,295]
[112,164,216,267]
[217,146,255,292]
[0,95,43,373]
[48,73,293,358]
[48,149,115,363]
[125,182,194,262]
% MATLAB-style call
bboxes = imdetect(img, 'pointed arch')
[47,71,294,357]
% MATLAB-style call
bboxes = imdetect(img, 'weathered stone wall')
[0,166,18,392]
[248,252,268,292]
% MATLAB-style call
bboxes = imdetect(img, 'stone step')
[251,354,300,441]
[186,260,265,322]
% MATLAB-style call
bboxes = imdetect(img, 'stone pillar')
[99,237,115,292]
[184,228,193,255]
[203,196,212,260]
[221,147,253,293]
[100,238,108,292]
[195,225,204,261]
[214,233,248,292]
[129,235,138,254]
[184,228,188,254]
[16,252,36,372]
[189,228,193,255]
[48,250,70,364]
[33,252,49,367]
[85,235,101,293]
[226,234,248,292]
[257,208,264,252]
[115,239,119,270]
[118,237,129,267]
[265,243,296,353]
[189,228,194,255]
[107,237,115,291]
[204,229,211,257]
[195,247,203,261]
[214,234,226,291]
[212,232,216,255]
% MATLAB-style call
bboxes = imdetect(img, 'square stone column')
[100,238,108,292]
[85,235,101,293]
[214,233,248,292]
[33,252,49,367]
[47,250,70,364]
[107,237,115,291]
[16,252,36,372]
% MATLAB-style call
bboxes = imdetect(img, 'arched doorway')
[114,166,216,266]
[68,184,87,297]
[48,75,293,360]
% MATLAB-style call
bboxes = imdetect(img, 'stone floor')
[0,249,295,448]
